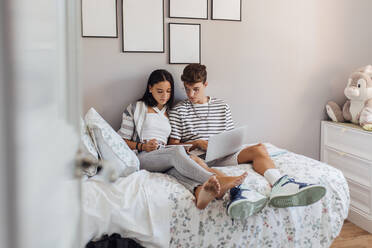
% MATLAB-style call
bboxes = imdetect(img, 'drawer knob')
[337,151,346,156]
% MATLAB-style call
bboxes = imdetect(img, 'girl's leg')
[165,146,215,182]
[138,146,213,183]
[189,154,248,199]
[194,176,220,209]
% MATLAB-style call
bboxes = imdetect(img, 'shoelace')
[228,185,250,224]
[229,185,245,200]
[282,177,312,189]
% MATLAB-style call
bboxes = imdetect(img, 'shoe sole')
[270,185,326,208]
[227,197,268,220]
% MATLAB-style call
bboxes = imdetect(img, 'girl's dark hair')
[140,69,175,108]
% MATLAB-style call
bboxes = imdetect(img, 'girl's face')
[149,80,172,106]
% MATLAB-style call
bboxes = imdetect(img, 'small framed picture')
[122,0,164,53]
[212,0,242,21]
[169,0,208,20]
[81,0,118,38]
[169,23,201,64]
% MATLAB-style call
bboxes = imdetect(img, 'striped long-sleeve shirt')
[169,97,235,143]
[117,101,147,143]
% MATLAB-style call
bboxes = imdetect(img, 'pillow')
[79,118,100,177]
[85,108,139,179]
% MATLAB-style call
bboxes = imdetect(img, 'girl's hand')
[143,139,158,152]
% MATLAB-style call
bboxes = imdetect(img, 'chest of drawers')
[321,121,372,233]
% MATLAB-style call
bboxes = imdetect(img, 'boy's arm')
[168,107,183,141]
[168,138,180,145]
[226,103,235,130]
[168,106,208,150]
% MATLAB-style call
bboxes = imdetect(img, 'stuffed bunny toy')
[326,65,372,131]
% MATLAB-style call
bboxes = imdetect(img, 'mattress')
[82,144,349,248]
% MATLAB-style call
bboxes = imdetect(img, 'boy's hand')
[190,140,208,151]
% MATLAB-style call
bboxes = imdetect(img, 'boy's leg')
[237,143,275,176]
[237,144,326,208]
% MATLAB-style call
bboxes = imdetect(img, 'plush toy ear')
[326,101,344,122]
[363,65,372,74]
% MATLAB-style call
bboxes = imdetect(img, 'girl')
[118,69,247,209]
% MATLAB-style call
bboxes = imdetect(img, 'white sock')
[264,169,282,186]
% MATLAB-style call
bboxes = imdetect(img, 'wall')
[83,0,372,160]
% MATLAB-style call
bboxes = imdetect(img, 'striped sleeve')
[225,104,235,131]
[169,107,183,140]
[117,104,135,140]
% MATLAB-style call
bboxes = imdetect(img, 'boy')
[168,64,326,219]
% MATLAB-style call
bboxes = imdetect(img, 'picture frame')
[211,0,242,21]
[169,23,201,64]
[122,0,164,53]
[169,0,208,20]
[81,0,118,38]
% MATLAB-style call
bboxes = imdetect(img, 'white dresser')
[321,121,372,233]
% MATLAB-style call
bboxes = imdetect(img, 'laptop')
[190,126,247,162]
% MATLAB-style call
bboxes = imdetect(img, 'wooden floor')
[331,220,372,248]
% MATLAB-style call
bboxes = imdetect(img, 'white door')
[1,0,82,247]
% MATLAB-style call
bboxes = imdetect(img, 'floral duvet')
[82,144,349,248]
[167,146,349,248]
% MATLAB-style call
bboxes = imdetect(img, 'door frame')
[0,0,82,247]
[0,0,17,247]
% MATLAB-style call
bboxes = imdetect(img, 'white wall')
[83,0,372,159]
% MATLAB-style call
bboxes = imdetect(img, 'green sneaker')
[269,175,326,208]
[227,185,268,220]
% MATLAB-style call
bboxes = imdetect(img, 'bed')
[81,143,349,248]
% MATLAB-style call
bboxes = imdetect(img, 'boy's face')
[184,81,208,104]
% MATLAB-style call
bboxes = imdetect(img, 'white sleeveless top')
[142,106,171,144]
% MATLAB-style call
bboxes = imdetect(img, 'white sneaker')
[269,175,326,208]
[227,185,268,220]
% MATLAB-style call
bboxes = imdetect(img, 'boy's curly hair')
[181,64,207,84]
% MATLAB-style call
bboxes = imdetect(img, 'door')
[1,0,82,247]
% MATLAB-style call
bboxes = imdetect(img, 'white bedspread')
[82,144,349,248]
[81,170,172,248]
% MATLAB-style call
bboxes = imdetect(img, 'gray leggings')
[137,146,213,187]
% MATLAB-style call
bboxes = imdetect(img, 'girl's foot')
[196,176,221,209]
[216,172,248,199]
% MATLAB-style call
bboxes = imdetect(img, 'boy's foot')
[269,175,326,208]
[227,185,268,220]
[196,176,221,209]
[216,172,248,199]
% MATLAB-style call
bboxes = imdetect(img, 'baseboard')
[347,207,372,233]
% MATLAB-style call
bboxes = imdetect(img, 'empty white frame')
[212,0,241,21]
[122,0,164,53]
[169,0,208,19]
[169,23,200,64]
[82,0,118,37]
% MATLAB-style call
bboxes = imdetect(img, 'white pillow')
[85,108,139,178]
[80,118,99,161]
[79,118,100,177]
